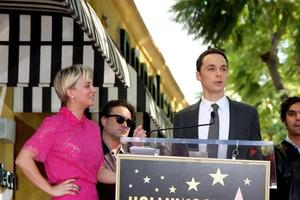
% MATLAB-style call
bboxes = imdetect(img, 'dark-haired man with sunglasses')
[97,99,146,200]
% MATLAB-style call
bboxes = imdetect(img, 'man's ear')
[196,71,202,81]
[101,116,107,127]
[284,121,288,128]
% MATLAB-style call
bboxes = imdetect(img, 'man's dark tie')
[207,103,219,158]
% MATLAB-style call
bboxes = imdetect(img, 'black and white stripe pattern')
[12,66,141,113]
[63,0,130,86]
[0,13,116,87]
[12,86,172,132]
[12,66,172,130]
[0,0,68,13]
[0,0,130,87]
[13,87,100,113]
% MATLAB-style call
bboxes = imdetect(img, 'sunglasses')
[106,114,135,128]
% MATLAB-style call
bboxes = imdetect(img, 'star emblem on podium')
[186,177,200,191]
[143,176,151,183]
[209,168,228,186]
[169,185,176,193]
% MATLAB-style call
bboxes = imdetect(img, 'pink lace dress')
[24,107,104,200]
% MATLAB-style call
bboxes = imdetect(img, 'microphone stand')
[147,111,215,137]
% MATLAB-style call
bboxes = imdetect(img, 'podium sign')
[116,154,270,200]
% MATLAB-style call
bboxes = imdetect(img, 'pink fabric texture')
[24,107,104,200]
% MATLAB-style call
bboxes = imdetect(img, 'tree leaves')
[170,0,300,143]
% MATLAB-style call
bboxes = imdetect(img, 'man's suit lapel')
[228,98,239,140]
[227,98,238,158]
[227,98,249,159]
[188,100,200,139]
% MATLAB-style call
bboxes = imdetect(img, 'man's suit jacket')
[173,97,261,159]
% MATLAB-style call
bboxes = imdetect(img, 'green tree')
[171,0,300,143]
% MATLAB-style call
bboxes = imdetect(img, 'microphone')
[147,111,216,136]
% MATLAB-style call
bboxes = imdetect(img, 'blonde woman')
[16,64,115,199]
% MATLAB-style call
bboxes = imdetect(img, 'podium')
[116,137,275,200]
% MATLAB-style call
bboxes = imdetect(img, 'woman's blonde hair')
[54,64,93,104]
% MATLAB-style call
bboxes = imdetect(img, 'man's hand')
[133,125,147,137]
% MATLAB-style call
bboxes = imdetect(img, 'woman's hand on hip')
[51,178,80,197]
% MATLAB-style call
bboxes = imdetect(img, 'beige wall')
[0,87,51,199]
[14,113,51,200]
[0,87,15,182]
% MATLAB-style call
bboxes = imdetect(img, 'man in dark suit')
[173,48,261,159]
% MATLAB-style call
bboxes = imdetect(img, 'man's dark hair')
[280,96,300,123]
[101,99,136,120]
[196,48,228,72]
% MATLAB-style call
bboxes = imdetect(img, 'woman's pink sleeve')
[23,117,58,162]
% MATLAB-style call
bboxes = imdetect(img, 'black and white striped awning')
[0,13,116,87]
[0,0,130,87]
[12,66,172,129]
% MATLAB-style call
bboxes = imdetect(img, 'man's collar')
[111,145,123,155]
[201,96,228,110]
[285,136,300,153]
